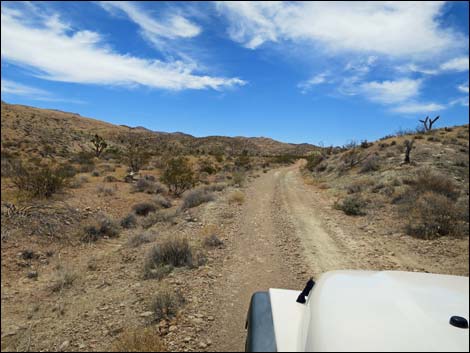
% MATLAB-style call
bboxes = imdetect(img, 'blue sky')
[1,1,469,146]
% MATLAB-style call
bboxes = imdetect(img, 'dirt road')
[208,161,454,352]
[207,162,366,351]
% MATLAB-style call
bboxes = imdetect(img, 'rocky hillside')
[303,123,469,241]
[0,101,319,160]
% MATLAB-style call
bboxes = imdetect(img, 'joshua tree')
[91,134,107,157]
[419,116,440,132]
[404,139,414,164]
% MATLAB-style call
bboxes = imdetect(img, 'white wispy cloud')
[1,79,50,97]
[1,78,85,103]
[395,63,439,75]
[392,102,445,114]
[297,72,329,93]
[1,5,245,91]
[440,56,469,72]
[360,79,422,104]
[99,1,201,53]
[458,83,469,93]
[216,2,463,58]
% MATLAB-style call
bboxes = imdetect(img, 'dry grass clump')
[69,175,89,189]
[50,265,78,293]
[143,237,204,279]
[120,213,137,229]
[347,178,374,194]
[409,169,459,200]
[334,196,367,216]
[228,190,245,205]
[111,327,166,352]
[154,195,172,209]
[127,230,156,248]
[150,287,185,322]
[203,234,224,248]
[406,192,461,239]
[181,188,215,209]
[359,155,380,173]
[132,202,157,216]
[133,178,167,194]
[141,209,178,229]
[97,184,117,196]
[82,215,120,242]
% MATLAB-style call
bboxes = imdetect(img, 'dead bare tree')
[419,116,440,132]
[404,139,414,164]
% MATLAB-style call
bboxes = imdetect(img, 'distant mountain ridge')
[1,101,319,158]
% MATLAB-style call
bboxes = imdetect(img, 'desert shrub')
[305,153,324,172]
[228,190,245,204]
[133,202,157,216]
[360,140,373,148]
[454,158,468,167]
[406,192,460,239]
[235,153,251,170]
[409,170,459,200]
[111,328,166,352]
[160,157,195,196]
[203,234,224,248]
[232,171,245,186]
[347,179,370,194]
[91,170,100,177]
[97,184,116,196]
[11,162,71,198]
[99,163,115,172]
[103,175,118,183]
[143,238,202,279]
[82,215,120,242]
[274,155,297,164]
[133,178,167,194]
[198,158,217,174]
[50,265,78,293]
[154,195,172,209]
[149,287,185,322]
[334,196,367,216]
[71,151,95,165]
[127,230,156,248]
[202,183,227,192]
[69,175,89,189]
[360,155,380,173]
[181,189,215,209]
[120,214,137,229]
[87,257,98,271]
[315,161,328,172]
[120,133,151,173]
[141,210,177,229]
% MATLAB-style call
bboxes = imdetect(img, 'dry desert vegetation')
[1,102,468,352]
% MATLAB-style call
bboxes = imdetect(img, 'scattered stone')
[140,311,154,318]
[58,340,70,351]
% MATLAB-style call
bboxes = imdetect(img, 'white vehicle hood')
[270,271,469,352]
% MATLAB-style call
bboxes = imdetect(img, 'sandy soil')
[1,162,468,352]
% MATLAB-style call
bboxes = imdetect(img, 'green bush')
[160,157,195,196]
[11,162,71,198]
[305,153,324,172]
